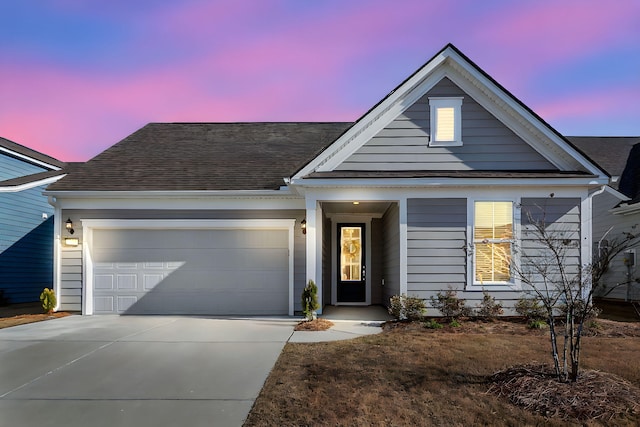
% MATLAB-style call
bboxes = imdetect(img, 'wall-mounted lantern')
[65,218,74,235]
[301,219,307,235]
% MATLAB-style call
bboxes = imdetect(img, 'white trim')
[399,198,408,296]
[0,146,63,170]
[45,194,305,211]
[467,197,521,291]
[80,219,296,316]
[0,174,65,192]
[330,215,373,306]
[52,202,62,312]
[290,45,607,180]
[429,97,463,147]
[291,177,607,189]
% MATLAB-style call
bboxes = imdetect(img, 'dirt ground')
[0,302,71,329]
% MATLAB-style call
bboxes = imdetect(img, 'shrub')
[388,294,426,321]
[449,319,461,328]
[528,319,548,330]
[476,289,504,320]
[40,288,56,314]
[301,280,319,321]
[422,318,443,329]
[514,297,546,322]
[430,288,471,320]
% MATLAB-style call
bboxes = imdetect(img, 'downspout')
[588,186,609,301]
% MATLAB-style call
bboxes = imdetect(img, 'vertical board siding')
[382,204,400,306]
[0,154,47,181]
[58,209,306,312]
[337,78,555,171]
[407,199,467,304]
[0,185,55,303]
[592,192,640,300]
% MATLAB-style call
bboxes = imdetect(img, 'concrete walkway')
[0,315,295,427]
[289,305,393,343]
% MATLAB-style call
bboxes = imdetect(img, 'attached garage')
[83,220,295,316]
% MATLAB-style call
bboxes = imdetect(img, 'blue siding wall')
[0,185,55,303]
[0,154,47,180]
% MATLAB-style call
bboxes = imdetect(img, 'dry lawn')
[246,319,640,427]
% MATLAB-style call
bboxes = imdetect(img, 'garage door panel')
[93,229,288,250]
[92,228,290,315]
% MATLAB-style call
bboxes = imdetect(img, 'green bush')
[40,288,56,314]
[388,294,426,321]
[476,289,504,320]
[514,297,546,322]
[430,288,471,320]
[449,319,461,328]
[301,280,319,320]
[422,318,443,329]
[528,319,548,330]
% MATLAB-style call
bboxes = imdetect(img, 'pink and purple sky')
[1,0,639,162]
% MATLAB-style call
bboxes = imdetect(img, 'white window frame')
[467,198,521,290]
[428,97,463,147]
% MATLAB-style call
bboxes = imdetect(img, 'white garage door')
[91,228,290,315]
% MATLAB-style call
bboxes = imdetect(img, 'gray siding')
[337,78,555,171]
[382,203,400,306]
[58,209,306,312]
[370,218,383,305]
[592,192,640,300]
[407,199,467,303]
[520,197,582,298]
[0,154,47,181]
[0,185,55,303]
[404,197,581,315]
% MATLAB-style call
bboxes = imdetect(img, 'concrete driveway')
[0,315,296,427]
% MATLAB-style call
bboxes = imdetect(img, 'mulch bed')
[294,318,334,331]
[488,364,640,422]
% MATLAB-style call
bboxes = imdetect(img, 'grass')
[245,319,640,426]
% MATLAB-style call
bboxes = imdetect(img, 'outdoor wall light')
[64,237,79,247]
[301,219,307,235]
[65,218,75,234]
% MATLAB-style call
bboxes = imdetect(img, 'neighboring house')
[571,138,640,301]
[0,137,66,303]
[45,44,609,316]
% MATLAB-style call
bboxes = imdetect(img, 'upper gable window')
[429,97,463,147]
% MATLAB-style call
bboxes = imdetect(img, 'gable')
[0,152,48,181]
[336,78,556,172]
[293,44,608,183]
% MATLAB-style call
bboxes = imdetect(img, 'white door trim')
[80,219,296,316]
[328,215,373,306]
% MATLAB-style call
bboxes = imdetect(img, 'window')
[473,201,513,284]
[429,97,463,146]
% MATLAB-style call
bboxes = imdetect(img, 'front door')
[337,224,366,303]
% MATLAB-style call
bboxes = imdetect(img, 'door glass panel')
[340,226,362,281]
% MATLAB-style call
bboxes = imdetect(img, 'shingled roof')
[0,136,66,169]
[568,137,640,186]
[47,122,353,191]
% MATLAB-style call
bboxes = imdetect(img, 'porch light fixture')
[65,218,75,234]
[301,219,307,235]
[64,237,79,247]
[352,201,360,205]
